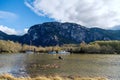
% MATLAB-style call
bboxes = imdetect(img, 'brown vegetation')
[0,74,108,80]
[0,40,120,54]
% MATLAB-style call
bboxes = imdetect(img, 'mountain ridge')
[1,22,120,46]
[0,31,20,42]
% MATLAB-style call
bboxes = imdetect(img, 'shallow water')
[0,53,119,80]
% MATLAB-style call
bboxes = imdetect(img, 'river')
[0,53,119,80]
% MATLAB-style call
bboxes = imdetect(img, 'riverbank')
[1,40,120,54]
[0,74,108,80]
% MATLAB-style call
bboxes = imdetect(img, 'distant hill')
[1,22,120,46]
[0,31,20,42]
[111,25,120,30]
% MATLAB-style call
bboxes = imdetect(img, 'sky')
[0,0,120,35]
[0,0,55,35]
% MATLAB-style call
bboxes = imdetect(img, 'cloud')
[0,25,29,35]
[24,28,29,34]
[25,0,120,28]
[0,25,18,35]
[0,11,18,20]
[24,0,44,16]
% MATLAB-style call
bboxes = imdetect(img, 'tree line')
[0,40,120,54]
[63,41,120,54]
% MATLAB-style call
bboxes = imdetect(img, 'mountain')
[0,31,7,39]
[20,22,88,46]
[1,22,120,46]
[20,22,120,46]
[0,31,20,42]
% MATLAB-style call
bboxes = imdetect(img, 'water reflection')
[0,54,120,80]
[0,54,27,77]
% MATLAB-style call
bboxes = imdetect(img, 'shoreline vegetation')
[0,40,120,54]
[0,74,108,80]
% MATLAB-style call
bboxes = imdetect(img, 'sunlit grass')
[0,74,108,80]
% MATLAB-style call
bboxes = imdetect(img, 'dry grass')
[0,74,108,80]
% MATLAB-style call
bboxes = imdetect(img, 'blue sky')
[0,0,54,35]
[0,0,120,35]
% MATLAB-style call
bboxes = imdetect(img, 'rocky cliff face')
[20,22,120,46]
[24,22,88,46]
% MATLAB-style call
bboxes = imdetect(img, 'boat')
[26,50,34,54]
[58,50,70,55]
[48,51,57,54]
[48,50,70,55]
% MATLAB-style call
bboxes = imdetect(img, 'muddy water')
[0,53,119,80]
